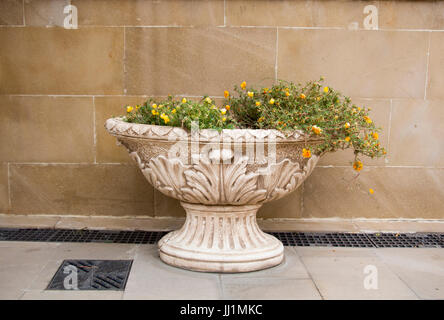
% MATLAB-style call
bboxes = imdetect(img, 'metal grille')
[367,232,442,248]
[270,232,375,247]
[47,260,132,290]
[1,228,443,248]
[0,228,166,244]
[271,231,443,248]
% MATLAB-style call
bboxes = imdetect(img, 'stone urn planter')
[105,117,322,272]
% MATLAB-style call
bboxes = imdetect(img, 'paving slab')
[123,245,221,300]
[297,247,418,300]
[221,247,310,280]
[375,248,444,299]
[0,240,442,300]
[0,242,59,267]
[221,278,321,300]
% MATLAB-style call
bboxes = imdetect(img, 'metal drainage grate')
[47,260,133,291]
[0,228,443,248]
[0,228,167,244]
[367,232,442,248]
[270,232,375,247]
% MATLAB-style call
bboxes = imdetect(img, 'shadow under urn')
[105,117,322,272]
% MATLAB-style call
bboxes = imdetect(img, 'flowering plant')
[123,78,386,172]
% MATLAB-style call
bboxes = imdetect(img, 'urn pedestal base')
[158,202,284,273]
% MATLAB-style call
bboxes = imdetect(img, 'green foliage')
[226,78,386,162]
[122,78,386,167]
[124,96,235,130]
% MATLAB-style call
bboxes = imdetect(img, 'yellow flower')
[224,90,230,98]
[160,113,170,124]
[302,148,311,158]
[285,91,290,97]
[372,132,379,140]
[205,97,212,104]
[211,104,217,109]
[240,81,247,90]
[182,98,187,103]
[311,125,322,135]
[344,122,350,129]
[222,117,226,122]
[334,115,339,120]
[358,107,361,111]
[152,104,157,109]
[126,106,133,113]
[323,86,329,93]
[258,117,265,122]
[364,116,372,124]
[269,98,275,105]
[151,109,158,116]
[345,136,351,142]
[225,105,230,110]
[135,105,140,110]
[300,93,306,99]
[353,160,363,172]
[247,91,254,98]
[255,101,261,106]
[369,188,374,194]
[220,108,227,115]
[316,97,321,101]
[172,109,177,114]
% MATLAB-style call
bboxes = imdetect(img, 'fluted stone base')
[158,202,284,273]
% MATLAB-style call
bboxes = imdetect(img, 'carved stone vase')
[105,117,322,273]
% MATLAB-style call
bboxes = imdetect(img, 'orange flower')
[372,132,379,140]
[224,90,230,98]
[225,104,231,110]
[302,148,311,158]
[311,125,322,135]
[364,116,372,124]
[369,188,374,194]
[344,122,350,129]
[345,136,351,142]
[240,81,247,90]
[300,93,306,99]
[353,160,363,172]
[255,101,261,106]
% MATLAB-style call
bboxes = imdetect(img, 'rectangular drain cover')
[46,260,133,291]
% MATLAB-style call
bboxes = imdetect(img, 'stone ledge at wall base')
[105,117,323,273]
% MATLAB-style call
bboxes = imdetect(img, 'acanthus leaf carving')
[128,149,319,205]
